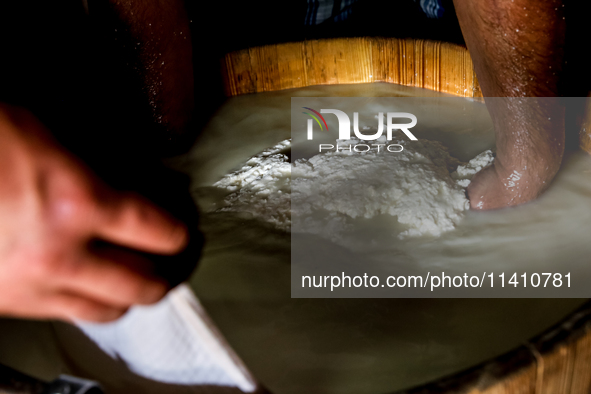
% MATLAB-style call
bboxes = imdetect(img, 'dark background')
[0,0,464,159]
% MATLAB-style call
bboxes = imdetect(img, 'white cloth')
[76,284,257,393]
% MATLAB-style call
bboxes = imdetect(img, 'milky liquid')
[288,96,591,297]
[173,83,589,394]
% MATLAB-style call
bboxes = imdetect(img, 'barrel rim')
[393,300,591,394]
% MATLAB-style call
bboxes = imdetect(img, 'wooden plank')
[275,42,307,91]
[222,48,255,95]
[536,344,575,394]
[370,37,401,85]
[219,38,591,154]
[569,328,591,394]
[303,38,373,87]
[414,39,424,89]
[248,45,279,93]
[494,365,538,394]
[423,40,441,92]
[440,43,467,97]
[221,38,480,98]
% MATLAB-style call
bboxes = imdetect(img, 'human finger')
[43,291,128,323]
[54,246,169,309]
[94,191,188,255]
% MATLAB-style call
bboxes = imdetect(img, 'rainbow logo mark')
[302,107,329,131]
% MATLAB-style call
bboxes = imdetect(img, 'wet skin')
[453,0,567,210]
[0,0,195,322]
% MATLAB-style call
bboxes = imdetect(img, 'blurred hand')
[0,104,188,322]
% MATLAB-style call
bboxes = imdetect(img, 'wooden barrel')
[218,37,591,394]
[398,302,591,394]
[0,37,588,394]
[221,38,482,99]
[221,37,591,156]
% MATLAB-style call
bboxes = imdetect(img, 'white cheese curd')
[211,136,493,239]
[452,150,495,187]
[212,140,291,231]
[174,84,590,394]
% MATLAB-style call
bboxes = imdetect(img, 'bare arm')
[453,0,566,209]
[0,105,188,322]
[0,1,196,322]
[100,0,194,137]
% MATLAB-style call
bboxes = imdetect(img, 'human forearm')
[454,0,565,97]
[99,0,194,136]
[453,0,567,209]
